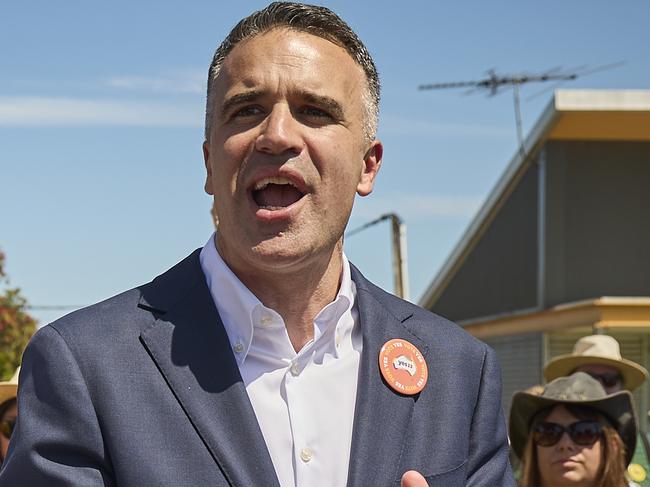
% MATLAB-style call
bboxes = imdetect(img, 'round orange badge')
[378,339,428,395]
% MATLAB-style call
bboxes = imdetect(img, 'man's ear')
[203,140,214,196]
[357,140,383,197]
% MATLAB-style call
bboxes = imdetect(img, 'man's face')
[203,28,382,275]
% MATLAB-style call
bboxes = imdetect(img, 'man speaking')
[1,3,514,486]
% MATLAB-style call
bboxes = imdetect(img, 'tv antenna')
[419,62,624,160]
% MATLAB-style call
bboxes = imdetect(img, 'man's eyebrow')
[220,90,346,120]
[220,90,264,118]
[302,93,345,120]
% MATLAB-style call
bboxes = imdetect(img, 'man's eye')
[232,106,264,118]
[301,106,331,119]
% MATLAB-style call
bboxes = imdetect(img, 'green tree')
[0,249,37,380]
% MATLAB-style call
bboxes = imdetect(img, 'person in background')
[0,368,19,466]
[510,372,639,487]
[545,335,650,485]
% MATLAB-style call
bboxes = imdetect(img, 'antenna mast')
[419,63,623,159]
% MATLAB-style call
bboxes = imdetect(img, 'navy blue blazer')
[0,250,515,486]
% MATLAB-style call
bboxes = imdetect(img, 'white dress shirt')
[200,234,362,487]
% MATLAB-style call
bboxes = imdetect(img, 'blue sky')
[2,0,649,325]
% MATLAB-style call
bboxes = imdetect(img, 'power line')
[345,214,392,238]
[27,305,85,311]
[346,213,410,300]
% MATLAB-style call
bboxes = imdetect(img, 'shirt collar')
[200,234,259,363]
[312,254,353,347]
[199,233,355,365]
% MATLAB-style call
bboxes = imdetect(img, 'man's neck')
[219,241,344,353]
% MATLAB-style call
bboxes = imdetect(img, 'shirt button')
[335,335,341,347]
[233,342,244,354]
[300,447,313,463]
[260,314,273,326]
[290,362,300,376]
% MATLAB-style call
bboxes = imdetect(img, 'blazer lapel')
[347,268,427,487]
[139,251,280,487]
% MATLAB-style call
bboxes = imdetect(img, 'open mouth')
[252,176,306,210]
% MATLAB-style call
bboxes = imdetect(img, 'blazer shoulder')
[351,263,487,354]
[47,286,144,341]
[46,249,204,344]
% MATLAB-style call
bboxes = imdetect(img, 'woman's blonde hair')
[519,404,627,487]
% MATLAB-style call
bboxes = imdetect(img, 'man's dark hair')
[204,2,380,142]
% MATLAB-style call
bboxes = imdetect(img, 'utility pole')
[346,213,410,300]
[389,213,409,301]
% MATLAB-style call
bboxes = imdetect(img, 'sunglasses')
[585,372,623,389]
[532,420,603,447]
[0,419,16,439]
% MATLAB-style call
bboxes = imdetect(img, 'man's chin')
[217,227,341,273]
[249,242,314,270]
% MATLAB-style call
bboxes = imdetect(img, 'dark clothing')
[1,251,515,486]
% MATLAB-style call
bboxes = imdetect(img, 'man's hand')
[401,470,429,487]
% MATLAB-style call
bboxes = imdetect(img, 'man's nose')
[255,105,303,156]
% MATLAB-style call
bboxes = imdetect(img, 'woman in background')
[510,372,638,487]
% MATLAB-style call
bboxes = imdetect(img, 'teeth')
[253,176,296,191]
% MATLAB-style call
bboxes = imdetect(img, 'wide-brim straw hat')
[509,372,637,465]
[0,367,19,406]
[544,335,649,391]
